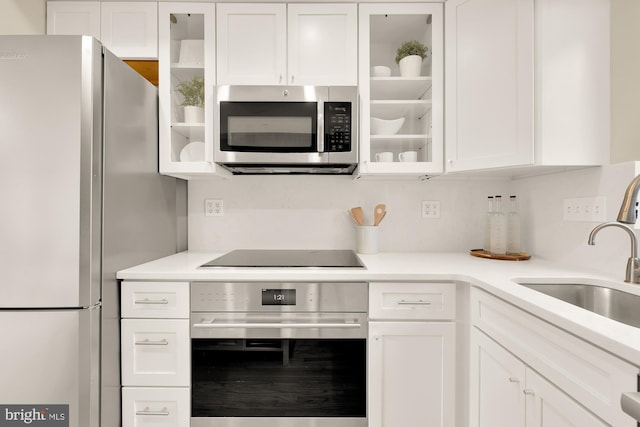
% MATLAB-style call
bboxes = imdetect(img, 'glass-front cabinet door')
[357,3,443,178]
[158,3,229,179]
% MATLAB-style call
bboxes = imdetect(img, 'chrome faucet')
[588,174,640,284]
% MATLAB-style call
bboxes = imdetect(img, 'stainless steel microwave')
[214,86,358,174]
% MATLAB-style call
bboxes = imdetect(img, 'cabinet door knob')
[523,389,535,396]
[508,377,520,383]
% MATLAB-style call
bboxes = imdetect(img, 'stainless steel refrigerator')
[0,35,186,427]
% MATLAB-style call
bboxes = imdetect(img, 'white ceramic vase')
[184,106,204,123]
[398,55,423,77]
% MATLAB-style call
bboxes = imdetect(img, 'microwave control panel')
[324,102,352,152]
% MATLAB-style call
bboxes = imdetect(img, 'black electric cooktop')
[200,249,366,269]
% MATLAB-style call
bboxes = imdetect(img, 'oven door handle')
[193,321,362,329]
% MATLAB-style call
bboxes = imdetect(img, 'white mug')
[398,151,418,162]
[375,152,393,162]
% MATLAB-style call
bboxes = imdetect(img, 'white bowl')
[370,117,405,135]
[180,141,205,162]
[371,65,391,77]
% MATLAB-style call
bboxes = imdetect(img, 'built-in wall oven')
[190,281,368,427]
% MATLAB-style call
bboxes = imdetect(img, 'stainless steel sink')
[517,282,640,328]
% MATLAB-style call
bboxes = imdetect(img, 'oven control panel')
[191,282,367,313]
[324,102,352,152]
[262,288,296,305]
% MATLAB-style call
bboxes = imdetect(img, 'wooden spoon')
[373,204,387,226]
[350,207,364,226]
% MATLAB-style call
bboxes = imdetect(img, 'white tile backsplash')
[188,175,511,253]
[188,162,639,281]
[512,162,640,279]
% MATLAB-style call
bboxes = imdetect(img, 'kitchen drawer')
[369,282,455,320]
[122,387,190,427]
[121,319,190,387]
[471,287,637,426]
[121,281,189,319]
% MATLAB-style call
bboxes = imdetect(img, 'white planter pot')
[184,106,204,123]
[398,55,423,77]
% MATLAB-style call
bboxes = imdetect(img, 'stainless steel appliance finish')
[200,249,365,268]
[518,283,640,328]
[191,281,368,427]
[0,35,183,427]
[215,85,358,174]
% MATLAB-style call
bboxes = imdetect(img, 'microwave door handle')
[318,100,324,153]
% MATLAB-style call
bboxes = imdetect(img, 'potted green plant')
[395,40,428,77]
[176,76,204,123]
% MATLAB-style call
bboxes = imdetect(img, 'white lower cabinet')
[121,281,190,427]
[122,387,190,427]
[121,319,190,387]
[471,328,608,427]
[525,368,608,427]
[368,282,456,427]
[470,287,638,427]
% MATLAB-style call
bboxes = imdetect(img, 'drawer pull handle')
[134,298,169,305]
[508,377,520,383]
[523,389,535,396]
[397,299,432,305]
[136,406,170,416]
[135,338,168,346]
[621,392,640,421]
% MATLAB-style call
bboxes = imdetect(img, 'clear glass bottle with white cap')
[490,195,507,255]
[507,195,522,254]
[484,196,494,252]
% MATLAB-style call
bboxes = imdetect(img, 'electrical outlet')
[205,199,224,217]
[422,200,440,218]
[563,197,606,222]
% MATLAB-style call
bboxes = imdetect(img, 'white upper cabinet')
[158,2,229,179]
[445,0,610,174]
[101,2,158,59]
[357,3,444,178]
[287,4,357,86]
[216,3,287,86]
[46,1,158,59]
[47,1,101,40]
[216,3,357,86]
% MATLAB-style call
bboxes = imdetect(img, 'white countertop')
[118,251,640,367]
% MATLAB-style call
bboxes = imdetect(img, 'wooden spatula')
[373,204,387,226]
[350,207,364,226]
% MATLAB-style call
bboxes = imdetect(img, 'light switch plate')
[563,197,606,222]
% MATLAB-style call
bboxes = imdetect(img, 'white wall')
[188,176,511,252]
[0,0,46,34]
[512,162,639,280]
[189,163,639,281]
[611,0,640,163]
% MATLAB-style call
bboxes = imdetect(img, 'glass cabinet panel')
[158,3,228,179]
[358,4,443,178]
